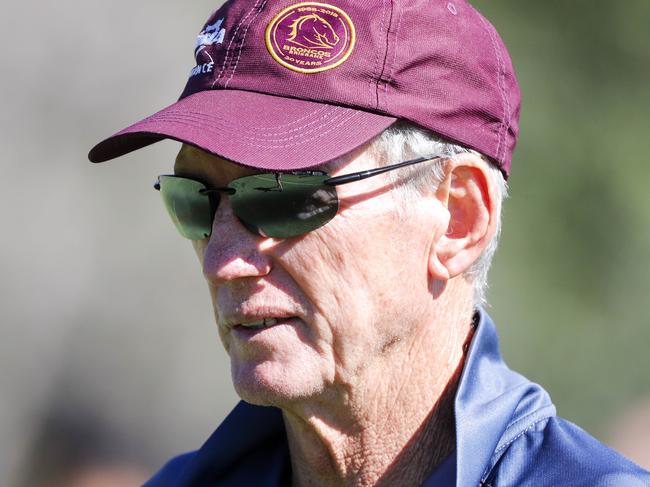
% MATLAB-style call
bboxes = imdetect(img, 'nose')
[201,196,273,286]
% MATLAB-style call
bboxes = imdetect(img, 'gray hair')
[367,121,508,307]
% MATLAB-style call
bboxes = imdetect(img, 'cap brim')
[88,90,396,170]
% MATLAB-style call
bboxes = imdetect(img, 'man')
[89,0,650,485]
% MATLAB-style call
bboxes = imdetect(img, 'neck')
[283,305,474,487]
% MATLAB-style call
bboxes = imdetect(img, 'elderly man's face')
[175,145,449,406]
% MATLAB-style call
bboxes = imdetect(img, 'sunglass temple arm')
[323,154,443,186]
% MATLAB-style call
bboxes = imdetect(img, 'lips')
[225,313,300,332]
[220,301,304,333]
[237,317,280,330]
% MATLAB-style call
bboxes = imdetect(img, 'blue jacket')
[145,310,650,486]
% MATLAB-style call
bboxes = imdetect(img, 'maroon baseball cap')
[89,0,520,176]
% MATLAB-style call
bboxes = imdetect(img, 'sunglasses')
[154,154,444,240]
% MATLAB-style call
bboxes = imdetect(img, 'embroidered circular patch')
[265,2,356,74]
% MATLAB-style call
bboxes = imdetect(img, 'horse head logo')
[286,14,340,49]
[266,3,355,73]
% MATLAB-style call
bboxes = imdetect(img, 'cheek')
[294,202,434,312]
[276,208,417,350]
[282,219,373,311]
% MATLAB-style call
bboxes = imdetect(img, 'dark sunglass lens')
[229,174,338,238]
[158,176,216,240]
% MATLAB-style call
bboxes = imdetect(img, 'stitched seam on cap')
[497,55,508,161]
[495,38,511,162]
[148,113,338,143]
[477,13,507,162]
[370,0,389,110]
[480,16,506,161]
[148,106,342,138]
[374,0,396,110]
[382,0,403,111]
[147,110,343,140]
[171,105,329,132]
[155,111,361,149]
[224,0,268,88]
[247,110,360,147]
[148,108,352,142]
[212,0,262,88]
[241,110,360,148]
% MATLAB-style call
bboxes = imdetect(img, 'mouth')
[233,317,297,332]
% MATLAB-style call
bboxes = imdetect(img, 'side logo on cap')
[266,2,355,74]
[190,18,226,78]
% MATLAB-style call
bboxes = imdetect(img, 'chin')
[230,356,325,407]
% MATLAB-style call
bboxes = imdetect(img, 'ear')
[428,153,499,280]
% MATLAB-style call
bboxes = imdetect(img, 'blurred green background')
[473,0,650,435]
[1,1,648,485]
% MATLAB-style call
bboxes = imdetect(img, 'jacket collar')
[454,309,555,486]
